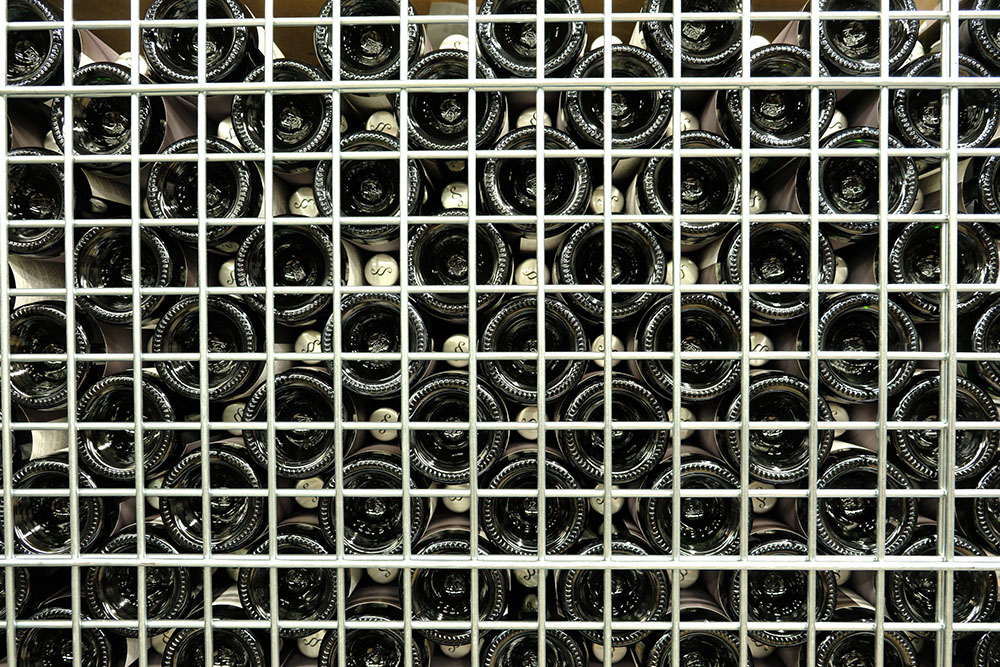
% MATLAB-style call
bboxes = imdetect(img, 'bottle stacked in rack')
[3,0,1000,665]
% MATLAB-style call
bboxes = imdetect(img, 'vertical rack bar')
[669,0,682,662]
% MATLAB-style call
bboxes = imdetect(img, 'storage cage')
[0,0,997,665]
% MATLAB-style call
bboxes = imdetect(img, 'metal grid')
[0,0,996,666]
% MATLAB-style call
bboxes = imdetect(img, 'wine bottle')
[141,0,263,84]
[84,523,193,637]
[231,59,334,174]
[560,44,671,150]
[479,443,588,555]
[150,295,265,401]
[158,443,266,553]
[630,294,742,402]
[890,374,1000,482]
[965,138,1000,215]
[633,448,745,557]
[554,222,667,323]
[975,632,1000,667]
[803,293,920,403]
[77,373,181,483]
[717,45,836,170]
[408,518,510,648]
[407,217,513,320]
[160,593,267,667]
[712,219,838,324]
[407,370,509,484]
[316,586,432,667]
[801,0,918,76]
[810,590,919,667]
[715,371,835,485]
[478,294,588,405]
[314,0,423,84]
[626,130,740,248]
[556,535,669,647]
[75,225,186,325]
[892,54,1000,150]
[556,372,669,484]
[145,135,264,251]
[716,522,838,648]
[10,456,110,554]
[890,218,998,321]
[889,531,997,638]
[801,126,919,238]
[641,626,745,667]
[6,0,79,86]
[233,224,335,327]
[49,62,166,176]
[968,0,1000,74]
[797,444,918,555]
[481,629,588,667]
[640,0,744,76]
[7,147,67,258]
[314,131,424,250]
[479,126,592,218]
[9,301,105,411]
[316,446,432,555]
[476,0,587,78]
[15,607,122,666]
[241,367,361,480]
[403,48,507,155]
[322,292,431,398]
[238,520,339,638]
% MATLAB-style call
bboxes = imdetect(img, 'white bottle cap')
[370,407,399,441]
[929,39,941,54]
[444,159,467,173]
[589,483,624,515]
[749,187,768,215]
[516,107,552,129]
[748,639,775,659]
[828,401,849,437]
[590,185,624,215]
[218,258,237,288]
[515,258,548,285]
[151,629,174,655]
[911,186,924,213]
[748,34,771,51]
[294,477,324,509]
[668,567,700,588]
[834,254,849,285]
[823,109,849,139]
[666,257,699,285]
[749,480,777,514]
[295,329,323,365]
[217,116,240,146]
[834,569,850,586]
[590,34,623,51]
[439,34,470,52]
[748,331,774,368]
[365,253,399,286]
[115,51,150,77]
[443,484,472,513]
[289,186,319,218]
[591,334,623,368]
[367,110,399,137]
[147,475,164,510]
[592,644,628,664]
[666,111,700,137]
[514,568,540,587]
[443,333,471,368]
[43,131,59,153]
[907,40,926,64]
[340,113,348,134]
[221,402,245,435]
[440,643,473,659]
[668,406,695,440]
[516,406,539,440]
[441,181,470,210]
[367,566,399,583]
[297,630,326,659]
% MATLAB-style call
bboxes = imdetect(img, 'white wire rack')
[1,0,998,666]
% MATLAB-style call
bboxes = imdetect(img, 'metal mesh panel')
[0,0,995,666]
